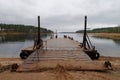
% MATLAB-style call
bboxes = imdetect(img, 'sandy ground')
[0,58,23,65]
[0,70,120,80]
[0,56,120,80]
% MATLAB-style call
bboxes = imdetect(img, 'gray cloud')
[0,0,120,32]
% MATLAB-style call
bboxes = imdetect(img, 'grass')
[93,33,120,40]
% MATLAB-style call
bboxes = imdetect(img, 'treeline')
[76,26,120,33]
[0,24,53,34]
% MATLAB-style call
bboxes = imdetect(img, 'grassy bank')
[93,33,120,40]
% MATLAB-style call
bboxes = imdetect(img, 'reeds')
[93,33,120,40]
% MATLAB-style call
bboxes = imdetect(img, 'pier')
[16,16,112,72]
[17,37,110,72]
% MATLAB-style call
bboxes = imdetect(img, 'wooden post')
[83,16,87,49]
[37,16,40,45]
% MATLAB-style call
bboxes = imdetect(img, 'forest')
[0,24,53,34]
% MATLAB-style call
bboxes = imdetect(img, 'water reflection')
[91,36,120,57]
[93,36,120,46]
[112,39,120,46]
[0,34,50,43]
[0,35,34,43]
[0,34,51,57]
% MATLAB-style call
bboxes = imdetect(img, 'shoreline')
[1,32,120,40]
[92,33,120,40]
[0,56,120,80]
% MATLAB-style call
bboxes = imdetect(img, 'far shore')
[1,32,120,40]
[91,33,120,40]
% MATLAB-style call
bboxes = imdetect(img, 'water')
[0,34,51,57]
[0,33,120,57]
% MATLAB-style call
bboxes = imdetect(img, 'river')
[0,33,120,57]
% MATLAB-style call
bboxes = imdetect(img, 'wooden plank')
[18,38,107,72]
[43,38,80,49]
[17,60,109,72]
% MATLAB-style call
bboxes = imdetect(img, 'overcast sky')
[0,0,120,32]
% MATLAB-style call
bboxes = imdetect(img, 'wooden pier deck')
[17,38,108,72]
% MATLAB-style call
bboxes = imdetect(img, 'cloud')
[0,0,120,32]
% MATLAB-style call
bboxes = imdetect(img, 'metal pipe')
[37,16,40,45]
[83,16,87,49]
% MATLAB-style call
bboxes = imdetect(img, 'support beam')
[83,16,87,49]
[37,16,40,45]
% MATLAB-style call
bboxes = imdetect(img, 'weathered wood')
[17,60,110,72]
[22,46,34,51]
[17,38,108,72]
